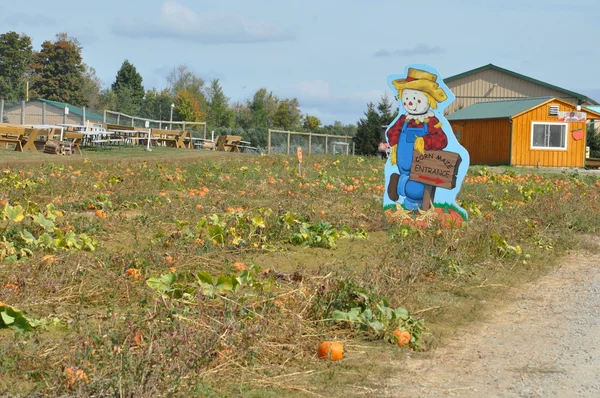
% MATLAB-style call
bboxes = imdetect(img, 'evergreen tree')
[30,33,86,105]
[112,60,145,112]
[0,31,33,101]
[354,102,381,155]
[206,79,233,129]
[354,95,398,155]
[377,93,395,126]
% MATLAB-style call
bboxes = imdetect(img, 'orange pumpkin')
[393,329,411,346]
[95,210,107,219]
[317,341,344,361]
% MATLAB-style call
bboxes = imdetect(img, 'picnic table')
[0,125,54,152]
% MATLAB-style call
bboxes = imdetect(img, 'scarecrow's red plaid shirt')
[386,114,447,150]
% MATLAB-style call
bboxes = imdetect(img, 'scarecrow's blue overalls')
[395,120,428,210]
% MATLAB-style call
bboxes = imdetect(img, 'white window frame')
[530,122,568,151]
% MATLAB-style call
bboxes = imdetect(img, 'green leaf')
[37,233,55,249]
[196,217,208,230]
[197,272,213,286]
[19,230,38,246]
[251,216,266,229]
[1,311,15,325]
[208,225,224,243]
[394,307,409,321]
[146,273,177,295]
[32,214,55,231]
[63,231,81,249]
[0,304,36,332]
[215,275,234,291]
[3,204,25,223]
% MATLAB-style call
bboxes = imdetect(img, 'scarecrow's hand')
[415,137,425,155]
[390,145,397,165]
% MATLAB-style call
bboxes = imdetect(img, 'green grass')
[1,153,599,397]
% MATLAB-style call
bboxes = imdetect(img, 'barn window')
[531,122,567,150]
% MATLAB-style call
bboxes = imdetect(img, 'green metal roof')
[587,106,600,114]
[444,64,598,106]
[446,97,552,121]
[35,98,104,122]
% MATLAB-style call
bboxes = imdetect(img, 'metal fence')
[267,129,354,156]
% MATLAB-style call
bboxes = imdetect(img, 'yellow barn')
[447,97,600,167]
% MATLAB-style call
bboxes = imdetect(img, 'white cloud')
[112,0,294,44]
[295,80,331,99]
[291,80,392,123]
[374,43,445,58]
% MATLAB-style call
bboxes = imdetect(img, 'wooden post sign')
[297,147,303,175]
[410,150,462,210]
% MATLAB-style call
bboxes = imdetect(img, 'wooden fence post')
[267,129,272,154]
[287,131,291,155]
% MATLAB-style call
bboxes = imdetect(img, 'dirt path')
[384,239,600,397]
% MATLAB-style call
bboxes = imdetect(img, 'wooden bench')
[585,158,600,168]
[201,136,224,150]
[238,140,258,153]
[61,131,83,155]
[151,129,191,149]
[0,125,26,151]
[105,123,135,132]
[215,135,242,152]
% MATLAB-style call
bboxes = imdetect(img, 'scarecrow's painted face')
[401,89,429,115]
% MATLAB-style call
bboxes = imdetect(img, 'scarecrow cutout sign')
[384,65,469,223]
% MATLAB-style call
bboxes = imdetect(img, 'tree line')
[1,30,402,153]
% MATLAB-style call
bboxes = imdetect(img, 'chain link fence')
[267,129,354,156]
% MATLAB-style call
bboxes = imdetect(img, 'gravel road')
[385,238,600,397]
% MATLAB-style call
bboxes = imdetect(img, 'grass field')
[1,147,600,396]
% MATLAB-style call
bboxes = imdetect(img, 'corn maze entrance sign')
[383,64,470,217]
[409,150,462,210]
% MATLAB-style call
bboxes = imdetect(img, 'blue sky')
[2,0,599,124]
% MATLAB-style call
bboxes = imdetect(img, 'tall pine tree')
[354,95,397,155]
[206,79,233,129]
[354,102,381,155]
[112,60,145,113]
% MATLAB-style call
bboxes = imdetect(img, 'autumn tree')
[0,31,33,101]
[30,33,86,105]
[303,114,321,131]
[167,65,206,121]
[174,89,203,122]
